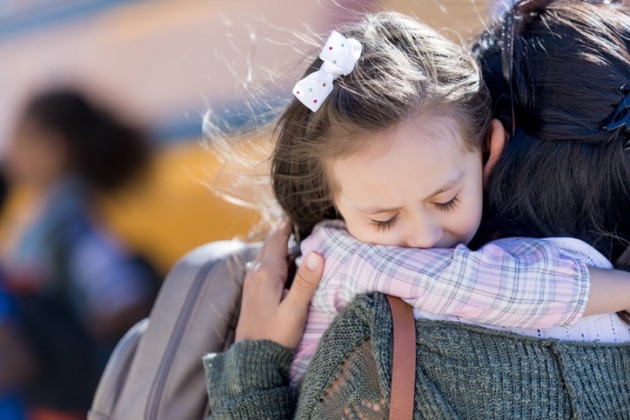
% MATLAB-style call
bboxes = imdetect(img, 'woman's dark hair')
[272,12,491,238]
[20,88,151,191]
[472,2,630,265]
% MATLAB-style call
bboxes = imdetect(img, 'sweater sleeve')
[302,220,590,329]
[203,340,295,419]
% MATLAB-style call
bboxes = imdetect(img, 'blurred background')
[0,0,494,418]
[0,0,493,274]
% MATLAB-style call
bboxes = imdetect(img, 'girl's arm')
[305,220,623,329]
[585,267,630,316]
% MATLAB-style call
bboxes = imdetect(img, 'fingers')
[246,218,292,290]
[283,252,324,312]
[237,251,324,349]
[259,218,292,261]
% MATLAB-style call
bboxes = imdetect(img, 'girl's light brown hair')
[271,11,491,238]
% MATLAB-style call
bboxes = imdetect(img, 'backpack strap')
[387,295,416,419]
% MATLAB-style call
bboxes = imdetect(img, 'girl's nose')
[404,217,443,249]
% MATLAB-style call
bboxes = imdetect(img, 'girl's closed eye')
[372,214,399,232]
[433,195,460,212]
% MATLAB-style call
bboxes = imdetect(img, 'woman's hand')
[235,220,324,349]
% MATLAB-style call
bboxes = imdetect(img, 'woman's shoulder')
[298,292,630,418]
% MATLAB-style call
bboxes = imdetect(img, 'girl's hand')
[235,220,324,349]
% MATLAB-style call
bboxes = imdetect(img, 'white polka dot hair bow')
[292,31,363,112]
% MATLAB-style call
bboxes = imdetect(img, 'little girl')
[268,12,630,385]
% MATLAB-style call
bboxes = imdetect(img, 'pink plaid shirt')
[290,220,590,385]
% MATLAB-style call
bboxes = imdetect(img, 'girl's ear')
[483,119,506,187]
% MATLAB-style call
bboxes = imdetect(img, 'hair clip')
[292,31,362,112]
[603,89,630,132]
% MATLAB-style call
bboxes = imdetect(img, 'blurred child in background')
[1,88,159,420]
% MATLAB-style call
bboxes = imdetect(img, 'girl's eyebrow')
[358,204,403,215]
[428,172,464,197]
[356,172,465,215]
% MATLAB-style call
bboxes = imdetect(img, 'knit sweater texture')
[204,293,630,419]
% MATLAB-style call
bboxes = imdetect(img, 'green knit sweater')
[203,293,630,419]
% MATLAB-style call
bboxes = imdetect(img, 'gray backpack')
[88,240,260,420]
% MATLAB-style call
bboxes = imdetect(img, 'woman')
[204,2,630,418]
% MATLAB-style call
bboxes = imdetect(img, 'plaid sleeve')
[301,220,590,329]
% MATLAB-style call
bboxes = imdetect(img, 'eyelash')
[372,214,399,232]
[371,195,459,231]
[434,195,460,212]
